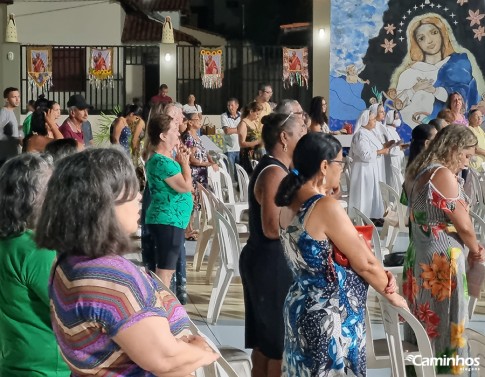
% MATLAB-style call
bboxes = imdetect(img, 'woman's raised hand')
[175,145,191,166]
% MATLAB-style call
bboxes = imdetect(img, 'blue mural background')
[330,0,485,142]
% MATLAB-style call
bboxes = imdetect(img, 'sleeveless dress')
[182,133,209,211]
[280,194,369,377]
[239,154,293,359]
[402,164,471,375]
[239,119,264,174]
[118,126,132,154]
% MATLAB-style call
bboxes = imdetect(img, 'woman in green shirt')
[0,154,70,377]
[145,114,194,288]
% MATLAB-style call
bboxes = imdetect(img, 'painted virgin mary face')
[415,23,442,56]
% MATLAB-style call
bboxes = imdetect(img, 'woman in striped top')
[36,148,219,376]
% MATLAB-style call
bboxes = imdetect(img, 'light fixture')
[164,53,172,62]
[318,28,325,39]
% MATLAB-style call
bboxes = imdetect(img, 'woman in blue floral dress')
[275,133,407,377]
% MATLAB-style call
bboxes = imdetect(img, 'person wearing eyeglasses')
[239,112,306,377]
[275,132,406,377]
[255,83,274,129]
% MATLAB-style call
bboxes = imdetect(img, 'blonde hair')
[390,13,485,94]
[406,124,477,180]
[408,16,455,62]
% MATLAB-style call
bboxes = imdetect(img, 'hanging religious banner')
[282,47,309,89]
[200,47,223,89]
[26,46,52,90]
[89,47,114,88]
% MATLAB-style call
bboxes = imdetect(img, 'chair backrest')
[208,166,223,200]
[250,159,258,169]
[217,153,230,173]
[378,297,436,377]
[465,328,485,376]
[468,168,484,215]
[234,163,249,202]
[148,272,239,377]
[219,168,237,203]
[379,181,406,227]
[214,212,240,274]
[352,207,384,262]
[198,183,215,228]
[470,210,485,244]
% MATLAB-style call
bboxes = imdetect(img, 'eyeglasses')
[330,159,346,167]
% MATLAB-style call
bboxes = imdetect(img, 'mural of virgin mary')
[390,13,484,127]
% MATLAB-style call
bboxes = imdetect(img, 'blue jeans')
[225,151,240,181]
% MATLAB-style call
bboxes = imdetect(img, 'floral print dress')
[182,132,209,211]
[403,164,471,375]
[280,194,368,377]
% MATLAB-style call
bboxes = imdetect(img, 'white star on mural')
[414,5,418,10]
[454,20,458,25]
[399,36,405,42]
[402,15,407,20]
[450,12,456,18]
[430,3,435,7]
[400,21,404,26]
[407,9,412,14]
[444,7,449,11]
[398,28,403,33]
[420,3,425,8]
[436,4,441,8]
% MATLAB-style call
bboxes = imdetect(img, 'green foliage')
[93,105,121,146]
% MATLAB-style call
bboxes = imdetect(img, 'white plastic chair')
[192,184,217,272]
[250,159,258,170]
[217,152,230,173]
[365,294,419,370]
[234,163,250,202]
[149,272,249,377]
[353,207,403,282]
[208,166,248,222]
[379,181,409,252]
[378,296,436,377]
[465,328,485,377]
[202,189,247,283]
[468,168,485,217]
[206,212,242,325]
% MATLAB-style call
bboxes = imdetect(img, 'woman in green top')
[145,114,194,287]
[0,154,70,377]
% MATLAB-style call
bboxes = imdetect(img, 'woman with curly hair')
[403,125,484,374]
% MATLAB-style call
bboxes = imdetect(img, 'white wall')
[179,26,226,46]
[126,65,144,103]
[8,1,123,45]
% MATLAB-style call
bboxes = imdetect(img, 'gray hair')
[0,153,53,238]
[68,106,78,115]
[274,99,300,115]
[36,148,139,258]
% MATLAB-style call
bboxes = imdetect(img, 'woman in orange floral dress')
[403,125,485,375]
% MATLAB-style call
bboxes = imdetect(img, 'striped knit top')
[49,254,191,376]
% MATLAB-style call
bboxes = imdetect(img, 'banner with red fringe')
[200,47,224,89]
[283,47,309,89]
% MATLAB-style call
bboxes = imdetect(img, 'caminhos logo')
[404,355,480,371]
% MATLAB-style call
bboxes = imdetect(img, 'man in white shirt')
[0,87,21,140]
[221,97,241,180]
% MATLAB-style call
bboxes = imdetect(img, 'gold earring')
[283,144,288,152]
[322,175,326,185]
